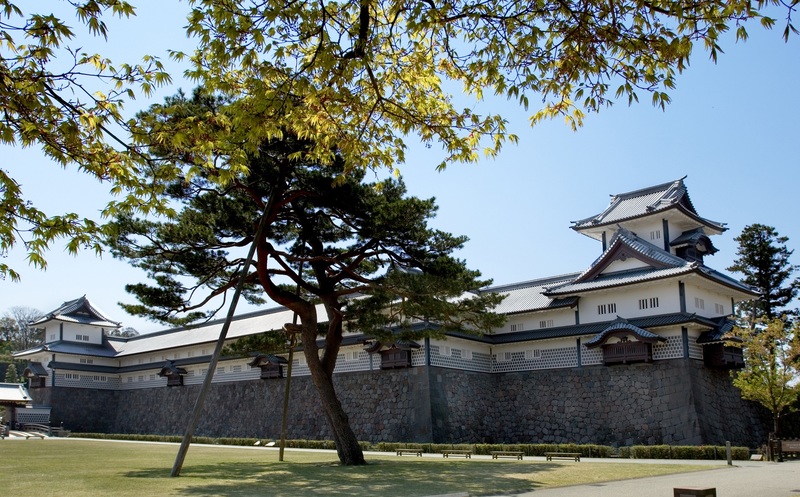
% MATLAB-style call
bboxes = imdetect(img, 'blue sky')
[2,4,799,333]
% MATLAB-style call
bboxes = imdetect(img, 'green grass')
[0,439,719,496]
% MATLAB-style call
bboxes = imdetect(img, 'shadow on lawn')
[125,459,562,497]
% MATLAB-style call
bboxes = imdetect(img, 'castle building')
[14,178,766,446]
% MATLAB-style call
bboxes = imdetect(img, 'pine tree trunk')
[300,325,366,465]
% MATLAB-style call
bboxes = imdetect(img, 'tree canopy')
[728,224,799,322]
[2,0,794,280]
[106,90,505,464]
[732,318,800,435]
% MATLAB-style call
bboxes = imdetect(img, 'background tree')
[2,1,793,280]
[108,327,140,338]
[106,92,505,465]
[3,363,20,383]
[732,319,800,436]
[728,224,799,323]
[1,307,44,351]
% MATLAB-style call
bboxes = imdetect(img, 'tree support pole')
[170,206,272,477]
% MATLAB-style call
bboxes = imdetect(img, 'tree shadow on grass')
[125,459,562,497]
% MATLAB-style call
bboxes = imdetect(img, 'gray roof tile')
[571,177,725,232]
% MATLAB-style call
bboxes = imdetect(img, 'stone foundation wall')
[29,359,767,447]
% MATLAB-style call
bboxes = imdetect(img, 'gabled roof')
[544,229,757,298]
[571,177,726,235]
[31,295,121,328]
[584,317,667,348]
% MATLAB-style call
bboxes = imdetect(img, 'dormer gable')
[32,296,120,344]
[568,228,687,283]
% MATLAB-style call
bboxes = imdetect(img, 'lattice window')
[715,303,725,314]
[695,297,705,310]
[539,319,553,328]
[581,345,603,366]
[429,344,489,372]
[493,346,577,372]
[652,335,683,360]
[510,323,524,332]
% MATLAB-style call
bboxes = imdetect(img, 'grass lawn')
[0,439,718,496]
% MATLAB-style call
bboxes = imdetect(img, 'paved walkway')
[492,458,800,497]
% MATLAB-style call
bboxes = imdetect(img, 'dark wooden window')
[703,343,744,369]
[29,377,46,389]
[259,363,283,379]
[602,341,653,365]
[380,349,412,369]
[166,374,184,387]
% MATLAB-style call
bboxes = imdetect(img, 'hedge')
[70,434,751,460]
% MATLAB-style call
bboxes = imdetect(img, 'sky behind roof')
[2,4,799,334]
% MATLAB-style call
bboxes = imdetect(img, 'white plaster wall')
[683,284,731,318]
[578,282,681,324]
[500,308,575,334]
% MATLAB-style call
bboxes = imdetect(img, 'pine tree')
[728,224,799,322]
[107,91,505,465]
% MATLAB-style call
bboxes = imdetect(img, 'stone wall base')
[29,359,766,447]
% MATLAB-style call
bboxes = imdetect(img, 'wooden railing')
[602,342,652,365]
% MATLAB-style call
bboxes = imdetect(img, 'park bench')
[441,449,472,458]
[490,451,523,460]
[396,448,423,456]
[21,423,51,437]
[544,452,581,462]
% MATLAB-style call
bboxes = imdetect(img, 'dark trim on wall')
[681,327,689,359]
[679,281,686,313]
[601,231,607,252]
[576,338,582,367]
[662,219,670,252]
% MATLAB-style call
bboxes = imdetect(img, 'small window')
[80,358,94,364]
[539,319,553,328]
[64,373,79,380]
[93,375,107,382]
[598,303,617,315]
[440,345,452,356]
[715,303,725,314]
[137,375,144,382]
[525,349,541,360]
[695,297,705,310]
[510,323,524,332]
[498,351,513,362]
[188,350,194,358]
[126,376,133,383]
[639,297,660,310]
[76,334,90,341]
[217,367,225,374]
[149,374,156,381]
[232,365,242,372]
[650,230,661,240]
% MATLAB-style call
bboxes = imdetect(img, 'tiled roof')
[481,274,581,314]
[584,317,666,347]
[0,382,33,403]
[544,229,757,297]
[571,177,725,232]
[109,304,313,357]
[31,295,121,328]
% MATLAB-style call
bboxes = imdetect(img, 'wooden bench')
[441,449,472,458]
[545,452,581,462]
[396,448,423,456]
[21,423,51,436]
[491,451,523,460]
[674,487,716,497]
